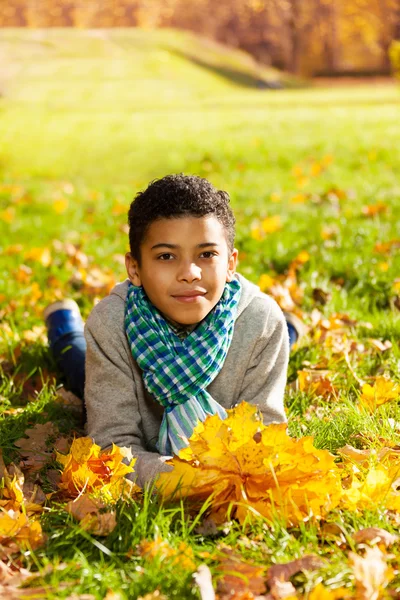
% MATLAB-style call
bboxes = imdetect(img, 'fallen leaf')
[368,339,392,352]
[312,288,331,306]
[267,555,323,587]
[349,546,393,600]
[157,403,343,526]
[269,578,297,599]
[0,509,45,550]
[57,437,139,501]
[361,203,388,217]
[308,583,351,599]
[193,564,215,600]
[261,215,282,234]
[15,423,57,459]
[137,591,167,600]
[54,436,72,454]
[216,549,266,598]
[353,527,398,547]
[80,511,117,536]
[24,247,52,267]
[66,493,105,521]
[139,536,196,571]
[359,377,399,412]
[297,370,336,399]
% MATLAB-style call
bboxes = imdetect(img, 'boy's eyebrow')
[151,242,220,250]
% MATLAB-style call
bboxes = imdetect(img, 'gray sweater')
[84,273,289,488]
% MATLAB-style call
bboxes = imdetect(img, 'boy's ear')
[125,252,142,286]
[226,248,238,282]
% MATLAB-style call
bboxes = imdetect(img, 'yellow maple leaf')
[0,509,44,550]
[359,377,399,412]
[261,215,282,234]
[139,536,196,571]
[157,403,342,526]
[53,198,69,214]
[308,584,351,599]
[341,460,400,513]
[24,247,52,267]
[57,437,139,501]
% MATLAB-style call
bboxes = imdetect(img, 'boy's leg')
[283,312,307,350]
[44,300,86,402]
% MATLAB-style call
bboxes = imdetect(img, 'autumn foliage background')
[1,2,400,599]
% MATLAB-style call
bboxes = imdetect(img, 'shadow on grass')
[163,45,284,89]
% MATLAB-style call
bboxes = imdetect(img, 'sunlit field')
[1,28,400,599]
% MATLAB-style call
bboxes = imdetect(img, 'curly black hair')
[128,174,235,264]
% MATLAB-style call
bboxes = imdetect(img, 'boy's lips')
[172,290,207,303]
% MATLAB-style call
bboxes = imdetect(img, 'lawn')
[1,28,400,599]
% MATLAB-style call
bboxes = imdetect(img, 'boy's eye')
[200,251,217,259]
[157,253,174,260]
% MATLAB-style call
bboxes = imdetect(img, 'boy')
[46,174,289,489]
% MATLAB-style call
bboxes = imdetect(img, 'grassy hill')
[0,27,296,108]
[0,28,398,185]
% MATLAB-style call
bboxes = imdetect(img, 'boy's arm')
[238,298,289,424]
[84,309,172,489]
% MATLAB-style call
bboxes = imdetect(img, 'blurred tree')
[1,0,400,76]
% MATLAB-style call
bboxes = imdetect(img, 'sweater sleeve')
[84,309,172,489]
[237,297,289,425]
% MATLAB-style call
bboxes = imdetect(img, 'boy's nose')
[177,262,201,282]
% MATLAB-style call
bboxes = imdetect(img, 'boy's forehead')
[143,215,227,245]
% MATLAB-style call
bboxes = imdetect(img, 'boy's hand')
[159,455,173,462]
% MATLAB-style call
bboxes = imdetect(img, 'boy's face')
[125,215,238,326]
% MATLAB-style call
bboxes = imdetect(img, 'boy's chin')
[163,308,211,328]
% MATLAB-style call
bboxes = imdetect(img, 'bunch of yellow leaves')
[0,509,44,552]
[0,453,45,552]
[358,376,399,412]
[340,455,400,513]
[157,403,343,525]
[56,437,139,501]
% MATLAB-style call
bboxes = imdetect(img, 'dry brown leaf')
[80,511,117,536]
[66,494,116,536]
[54,436,72,454]
[45,469,62,489]
[194,516,220,537]
[353,527,399,547]
[267,555,323,587]
[349,546,393,600]
[66,494,105,521]
[269,578,297,599]
[15,423,57,459]
[368,339,392,352]
[337,444,400,467]
[0,561,31,586]
[217,549,266,598]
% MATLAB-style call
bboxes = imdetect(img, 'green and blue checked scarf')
[124,278,241,455]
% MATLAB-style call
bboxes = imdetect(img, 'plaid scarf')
[124,278,241,455]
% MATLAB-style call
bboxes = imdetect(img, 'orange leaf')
[361,203,388,217]
[359,377,399,412]
[57,437,139,501]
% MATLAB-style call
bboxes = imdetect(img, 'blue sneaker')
[283,311,307,349]
[43,299,84,348]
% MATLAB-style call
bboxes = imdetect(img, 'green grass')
[1,28,400,599]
